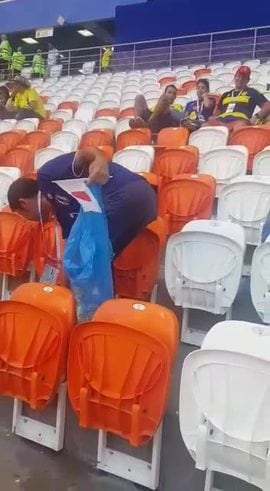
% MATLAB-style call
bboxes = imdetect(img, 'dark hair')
[8,178,38,211]
[165,84,177,92]
[196,78,210,92]
[0,85,9,101]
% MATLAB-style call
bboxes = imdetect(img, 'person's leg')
[228,119,250,132]
[16,108,44,120]
[129,95,151,129]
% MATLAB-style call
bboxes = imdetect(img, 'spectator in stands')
[32,49,45,78]
[0,85,10,119]
[0,35,12,78]
[207,66,270,131]
[6,75,46,120]
[180,78,216,131]
[101,47,113,72]
[7,148,157,256]
[11,47,25,76]
[129,85,183,134]
[46,43,63,78]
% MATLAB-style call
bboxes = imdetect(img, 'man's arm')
[73,148,109,185]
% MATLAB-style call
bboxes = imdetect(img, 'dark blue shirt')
[185,97,215,122]
[37,153,157,255]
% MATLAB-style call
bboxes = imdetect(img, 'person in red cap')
[207,65,270,131]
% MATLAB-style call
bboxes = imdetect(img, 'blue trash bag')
[63,184,114,321]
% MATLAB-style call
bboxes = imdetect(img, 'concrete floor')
[0,275,262,491]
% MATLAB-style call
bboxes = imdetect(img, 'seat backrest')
[74,102,96,123]
[52,109,73,123]
[38,119,63,135]
[51,131,79,152]
[230,126,270,171]
[80,129,114,148]
[0,121,14,134]
[0,212,34,275]
[15,120,36,133]
[189,126,229,154]
[113,147,152,172]
[24,130,50,151]
[68,299,178,445]
[0,300,68,409]
[115,118,131,139]
[157,127,189,147]
[116,129,151,152]
[253,147,270,176]
[159,174,216,234]
[88,118,116,132]
[2,148,34,175]
[0,167,21,208]
[58,101,79,113]
[34,147,64,170]
[63,119,87,139]
[250,241,270,323]
[154,147,198,184]
[0,130,26,153]
[32,219,65,279]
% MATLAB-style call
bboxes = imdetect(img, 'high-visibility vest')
[0,40,12,62]
[11,51,25,71]
[101,48,112,69]
[32,54,45,75]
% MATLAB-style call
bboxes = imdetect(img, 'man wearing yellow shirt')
[7,75,46,120]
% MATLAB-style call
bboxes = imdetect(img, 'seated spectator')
[0,85,10,119]
[207,66,270,131]
[181,78,216,131]
[6,75,46,120]
[129,85,183,134]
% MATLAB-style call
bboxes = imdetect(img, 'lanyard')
[231,89,243,98]
[197,99,204,115]
[37,191,61,265]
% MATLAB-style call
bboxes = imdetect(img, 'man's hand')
[250,115,259,125]
[73,148,109,185]
[88,154,109,185]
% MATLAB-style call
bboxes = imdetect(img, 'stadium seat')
[15,119,36,133]
[116,128,151,152]
[113,217,167,301]
[68,298,178,488]
[159,174,216,235]
[180,320,270,490]
[58,101,79,113]
[96,107,119,118]
[217,176,270,245]
[156,127,189,147]
[113,146,153,172]
[0,167,21,209]
[253,146,270,175]
[98,145,114,161]
[159,75,177,85]
[63,119,87,139]
[74,102,96,124]
[153,147,198,185]
[51,130,79,152]
[38,119,63,135]
[88,117,116,132]
[198,145,248,197]
[80,129,114,148]
[24,130,50,151]
[165,220,245,345]
[1,147,34,175]
[0,120,14,134]
[189,126,229,154]
[0,130,26,154]
[250,241,270,323]
[34,147,65,170]
[32,220,64,283]
[193,68,211,78]
[52,109,73,123]
[230,126,270,171]
[115,118,131,139]
[181,80,197,92]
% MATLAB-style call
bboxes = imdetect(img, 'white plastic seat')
[223,61,241,70]
[15,119,36,133]
[250,83,266,93]
[63,119,87,139]
[97,100,119,111]
[189,126,229,155]
[219,72,235,85]
[82,62,95,75]
[44,102,57,113]
[209,78,224,92]
[83,94,101,106]
[186,88,197,100]
[198,145,248,197]
[113,147,153,173]
[215,84,234,94]
[165,219,245,345]
[180,319,270,491]
[64,94,82,103]
[74,102,96,124]
[115,118,131,139]
[40,90,54,98]
[217,176,270,245]
[34,147,65,170]
[88,118,116,131]
[51,131,79,152]
[49,64,63,78]
[52,109,73,122]
[253,146,270,176]
[251,241,270,323]
[177,76,195,86]
[243,59,261,69]
[0,120,15,133]
[48,96,64,106]
[207,62,224,70]
[250,70,261,83]
[0,167,21,208]
[144,90,162,101]
[124,145,155,164]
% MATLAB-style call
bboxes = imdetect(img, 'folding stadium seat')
[0,212,34,299]
[63,119,87,139]
[159,174,216,235]
[50,131,79,153]
[80,129,114,149]
[38,118,63,135]
[88,117,116,132]
[34,147,65,170]
[95,107,119,119]
[32,219,65,284]
[24,130,50,151]
[159,75,177,86]
[193,68,211,78]
[0,167,21,209]
[113,217,167,301]
[198,145,248,197]
[181,80,197,92]
[165,220,245,345]
[250,241,270,323]
[0,120,15,134]
[230,126,270,171]
[253,146,270,176]
[74,102,96,124]
[68,298,178,488]
[180,320,270,491]
[189,126,229,155]
[116,128,152,152]
[1,147,34,175]
[15,118,39,132]
[153,146,198,186]
[119,104,135,119]
[113,146,153,173]
[0,130,26,154]
[157,127,189,148]
[115,118,131,139]
[52,109,73,123]
[217,176,270,245]
[209,78,224,92]
[58,101,79,114]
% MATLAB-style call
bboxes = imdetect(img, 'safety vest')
[32,54,45,75]
[101,48,112,69]
[0,40,12,62]
[11,51,25,72]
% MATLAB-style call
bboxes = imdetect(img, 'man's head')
[164,84,177,104]
[196,78,210,99]
[0,85,9,105]
[234,66,251,91]
[8,178,52,222]
[11,75,31,95]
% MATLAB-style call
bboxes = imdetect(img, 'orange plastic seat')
[38,119,63,135]
[95,108,119,118]
[24,131,50,151]
[58,101,79,114]
[0,212,34,276]
[159,75,177,85]
[153,146,198,185]
[0,130,26,154]
[97,145,114,161]
[230,126,270,171]
[182,80,197,91]
[80,129,114,148]
[11,282,76,333]
[156,127,189,147]
[116,128,152,152]
[194,68,211,78]
[0,300,69,410]
[118,107,134,119]
[1,147,34,174]
[68,298,179,445]
[159,174,216,234]
[113,217,167,300]
[177,87,187,95]
[33,219,65,284]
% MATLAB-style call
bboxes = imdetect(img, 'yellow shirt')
[13,87,46,118]
[151,103,183,113]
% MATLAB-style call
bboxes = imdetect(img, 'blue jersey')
[37,153,157,255]
[185,97,215,122]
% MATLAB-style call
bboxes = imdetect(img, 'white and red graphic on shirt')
[54,178,101,213]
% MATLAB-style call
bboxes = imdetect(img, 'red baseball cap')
[235,66,251,78]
